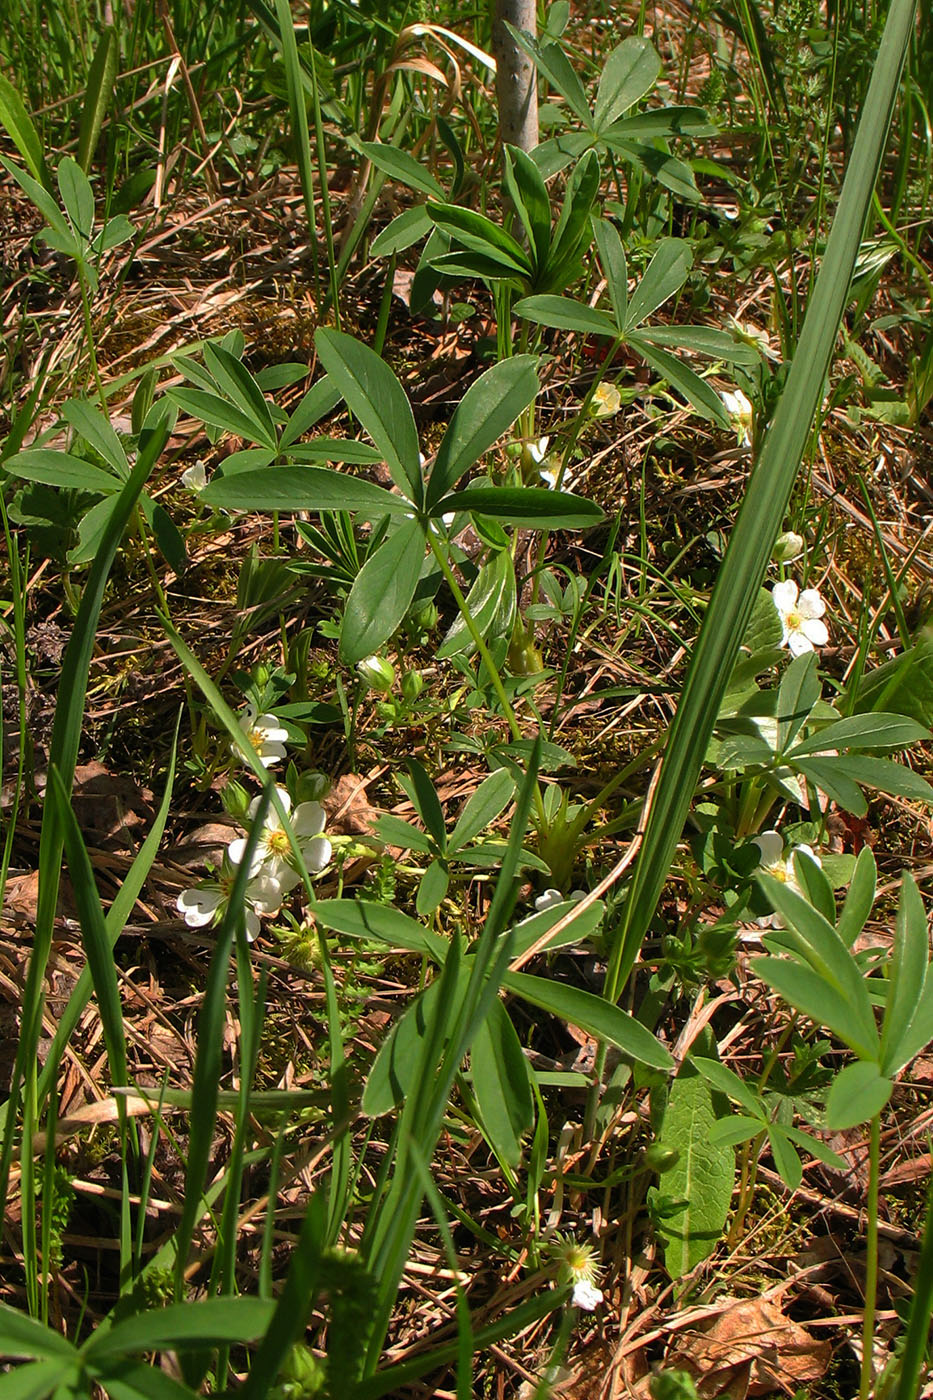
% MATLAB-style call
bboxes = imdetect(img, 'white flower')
[572,1280,604,1311]
[721,388,753,446]
[236,709,290,767]
[227,787,331,889]
[534,888,587,913]
[753,830,822,927]
[771,579,829,657]
[527,436,549,465]
[176,868,283,942]
[181,460,207,492]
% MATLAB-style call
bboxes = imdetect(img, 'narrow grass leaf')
[607,0,917,1000]
[76,27,118,172]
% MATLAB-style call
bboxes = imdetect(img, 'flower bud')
[357,655,396,693]
[772,530,804,564]
[401,669,424,703]
[221,779,251,822]
[643,1142,680,1174]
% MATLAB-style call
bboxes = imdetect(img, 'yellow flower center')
[267,828,291,857]
[785,610,802,630]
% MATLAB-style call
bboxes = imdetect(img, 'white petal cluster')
[236,708,290,767]
[771,580,829,656]
[721,388,753,446]
[177,787,331,944]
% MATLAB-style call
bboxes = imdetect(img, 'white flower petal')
[787,631,816,657]
[797,589,826,620]
[534,889,564,913]
[177,887,222,927]
[302,836,332,873]
[771,579,799,613]
[800,618,829,647]
[572,1280,603,1311]
[753,830,784,867]
[293,801,326,837]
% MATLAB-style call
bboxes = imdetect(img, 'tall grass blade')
[271,0,322,309]
[604,0,917,1004]
[0,448,155,1214]
[76,26,118,172]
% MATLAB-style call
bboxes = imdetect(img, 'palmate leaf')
[201,465,410,520]
[606,0,918,1002]
[427,356,540,507]
[593,37,661,129]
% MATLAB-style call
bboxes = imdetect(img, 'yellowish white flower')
[181,460,207,492]
[534,888,587,913]
[772,530,805,564]
[753,830,822,927]
[550,1231,603,1310]
[227,788,331,889]
[771,579,829,656]
[591,381,621,417]
[721,387,753,446]
[572,1279,604,1311]
[236,708,290,767]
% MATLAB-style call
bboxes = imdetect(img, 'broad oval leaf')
[449,769,515,851]
[315,328,423,506]
[315,897,449,961]
[371,204,433,258]
[339,516,426,665]
[824,1060,892,1130]
[513,294,617,338]
[356,139,445,199]
[625,238,692,329]
[3,449,120,494]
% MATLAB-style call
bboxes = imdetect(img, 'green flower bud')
[643,1143,680,1174]
[221,779,251,822]
[357,655,395,693]
[772,530,805,564]
[401,669,424,703]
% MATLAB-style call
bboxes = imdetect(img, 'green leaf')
[76,26,119,172]
[766,1125,803,1190]
[3,449,120,494]
[776,652,821,750]
[629,334,730,426]
[279,375,341,448]
[202,342,278,450]
[436,484,603,529]
[593,37,660,129]
[505,28,591,124]
[428,356,539,507]
[356,139,445,199]
[288,439,383,465]
[370,813,435,854]
[634,325,761,365]
[0,157,69,237]
[647,1061,735,1278]
[0,1359,73,1400]
[363,976,453,1116]
[795,754,933,809]
[416,858,450,917]
[167,386,273,446]
[502,971,674,1070]
[201,466,411,520]
[0,1303,77,1361]
[87,1358,197,1400]
[544,150,601,292]
[402,758,447,850]
[510,899,605,958]
[853,632,933,726]
[0,76,47,185]
[601,106,718,141]
[780,1124,850,1172]
[83,1299,275,1362]
[881,875,930,1076]
[449,770,515,851]
[707,1115,764,1147]
[837,845,877,947]
[751,955,877,1059]
[824,1060,892,1130]
[426,201,532,278]
[339,517,426,665]
[625,238,692,329]
[513,294,617,337]
[437,549,513,661]
[57,155,95,239]
[789,711,930,756]
[314,898,448,961]
[592,218,628,328]
[502,145,551,272]
[315,328,423,506]
[471,998,533,1166]
[62,398,130,478]
[691,1057,762,1116]
[370,204,433,258]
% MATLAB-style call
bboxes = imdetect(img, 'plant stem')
[428,529,545,823]
[860,1112,882,1400]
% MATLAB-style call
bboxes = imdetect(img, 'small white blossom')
[526,436,549,465]
[772,579,829,656]
[236,709,290,767]
[591,382,621,418]
[572,1280,604,1311]
[721,388,753,446]
[753,830,822,927]
[181,460,208,492]
[534,888,587,913]
[227,788,331,889]
[176,868,283,942]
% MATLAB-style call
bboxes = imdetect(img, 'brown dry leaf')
[170,820,240,869]
[70,761,155,847]
[323,773,381,839]
[668,1296,831,1398]
[3,869,76,920]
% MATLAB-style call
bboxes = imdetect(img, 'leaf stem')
[859,1112,881,1400]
